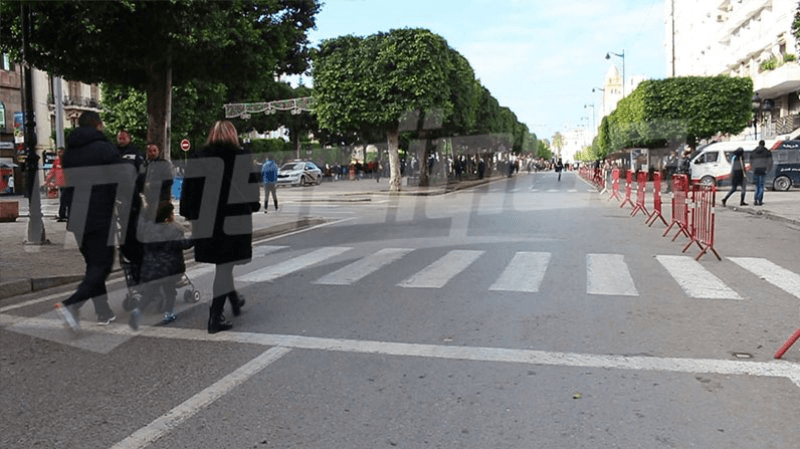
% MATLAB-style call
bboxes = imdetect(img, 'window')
[1,54,13,71]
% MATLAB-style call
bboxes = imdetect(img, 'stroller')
[115,201,201,313]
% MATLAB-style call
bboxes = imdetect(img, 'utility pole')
[21,2,46,245]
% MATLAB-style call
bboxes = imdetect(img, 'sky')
[297,0,667,142]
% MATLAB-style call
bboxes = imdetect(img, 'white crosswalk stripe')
[398,250,484,288]
[489,251,551,292]
[656,255,741,299]
[314,248,414,285]
[238,246,352,283]
[586,254,638,296]
[729,257,800,299]
[231,244,800,303]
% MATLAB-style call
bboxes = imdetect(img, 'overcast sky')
[301,0,666,141]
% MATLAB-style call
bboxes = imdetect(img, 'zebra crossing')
[234,245,800,301]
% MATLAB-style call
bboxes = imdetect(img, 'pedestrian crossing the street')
[234,245,800,302]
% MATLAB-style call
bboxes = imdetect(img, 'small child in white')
[129,201,193,329]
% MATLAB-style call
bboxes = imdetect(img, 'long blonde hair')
[206,120,240,147]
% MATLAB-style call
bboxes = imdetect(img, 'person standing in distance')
[261,153,279,213]
[555,157,564,182]
[55,111,125,330]
[180,120,260,334]
[750,140,773,206]
[44,147,70,221]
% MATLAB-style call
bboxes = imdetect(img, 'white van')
[689,140,775,186]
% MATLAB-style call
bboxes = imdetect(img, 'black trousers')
[63,229,114,317]
[210,263,236,318]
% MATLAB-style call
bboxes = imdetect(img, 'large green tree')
[604,76,753,152]
[313,28,456,191]
[0,0,319,155]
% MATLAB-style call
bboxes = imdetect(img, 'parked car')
[689,140,777,186]
[277,160,323,186]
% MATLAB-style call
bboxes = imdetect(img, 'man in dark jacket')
[55,111,133,330]
[750,140,773,206]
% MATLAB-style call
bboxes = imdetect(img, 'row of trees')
[311,28,535,191]
[582,76,754,161]
[1,2,539,191]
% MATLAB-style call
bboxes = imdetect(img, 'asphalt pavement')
[1,173,798,301]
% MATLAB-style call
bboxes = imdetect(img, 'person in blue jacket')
[261,154,279,213]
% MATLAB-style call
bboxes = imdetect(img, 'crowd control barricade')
[646,171,668,227]
[619,171,634,209]
[663,174,690,241]
[630,171,649,217]
[608,168,621,201]
[683,183,720,261]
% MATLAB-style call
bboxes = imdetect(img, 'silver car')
[277,160,322,186]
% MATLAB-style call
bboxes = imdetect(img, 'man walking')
[750,140,773,206]
[261,154,279,213]
[55,111,127,330]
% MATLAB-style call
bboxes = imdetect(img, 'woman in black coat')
[179,120,260,333]
[721,147,748,207]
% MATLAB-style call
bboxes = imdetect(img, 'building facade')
[666,0,800,139]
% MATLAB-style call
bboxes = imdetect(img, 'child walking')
[129,201,193,329]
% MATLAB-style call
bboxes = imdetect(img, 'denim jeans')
[754,173,766,204]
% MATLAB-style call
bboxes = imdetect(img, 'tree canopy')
[0,0,320,154]
[595,76,753,156]
[311,27,531,191]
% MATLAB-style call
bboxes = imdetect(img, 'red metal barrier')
[646,171,668,227]
[775,328,800,359]
[663,174,690,241]
[608,168,621,201]
[683,183,720,261]
[619,171,634,208]
[630,171,649,217]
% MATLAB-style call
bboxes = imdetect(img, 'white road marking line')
[109,346,291,449]
[729,257,800,299]
[489,251,551,292]
[398,250,484,288]
[238,247,352,283]
[253,245,288,258]
[313,248,413,285]
[657,255,741,299]
[65,321,800,389]
[586,254,638,296]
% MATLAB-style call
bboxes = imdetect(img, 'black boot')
[208,298,233,334]
[229,291,246,317]
[208,314,233,334]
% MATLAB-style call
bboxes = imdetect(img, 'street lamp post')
[584,103,595,133]
[593,87,605,118]
[752,93,761,141]
[605,50,625,97]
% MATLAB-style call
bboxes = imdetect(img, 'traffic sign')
[180,138,191,152]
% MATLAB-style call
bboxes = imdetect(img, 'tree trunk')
[387,127,401,192]
[145,59,172,160]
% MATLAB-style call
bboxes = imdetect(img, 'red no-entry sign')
[180,138,191,152]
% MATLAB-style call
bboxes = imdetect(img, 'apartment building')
[0,55,102,193]
[666,0,800,139]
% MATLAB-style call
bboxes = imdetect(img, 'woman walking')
[721,147,748,207]
[179,120,260,333]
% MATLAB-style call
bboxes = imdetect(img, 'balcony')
[754,61,800,98]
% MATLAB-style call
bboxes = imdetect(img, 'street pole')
[21,3,46,245]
